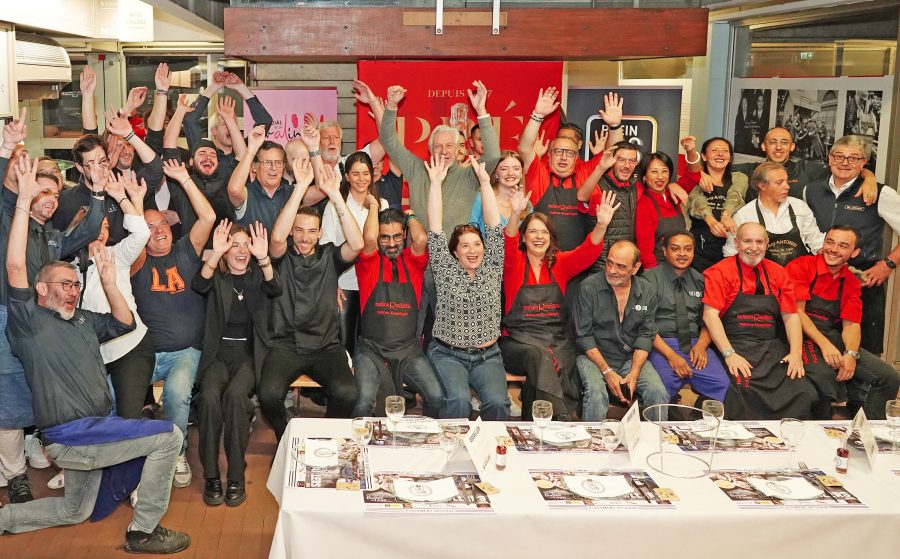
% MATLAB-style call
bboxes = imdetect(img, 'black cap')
[192,139,217,155]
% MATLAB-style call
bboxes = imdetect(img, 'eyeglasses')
[258,160,285,169]
[829,154,865,165]
[550,148,577,158]
[379,234,405,243]
[43,280,82,292]
[765,139,791,147]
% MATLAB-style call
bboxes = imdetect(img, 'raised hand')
[247,124,266,152]
[318,162,342,199]
[352,80,376,106]
[470,157,491,185]
[364,193,379,210]
[211,219,232,255]
[2,107,27,148]
[104,109,134,137]
[301,113,320,150]
[80,66,97,95]
[532,87,560,118]
[680,135,696,154]
[595,189,621,228]
[88,165,112,194]
[599,147,617,171]
[14,154,40,200]
[222,72,243,86]
[176,93,195,114]
[292,155,313,188]
[589,129,609,156]
[125,175,147,204]
[105,135,125,170]
[105,169,129,202]
[91,244,117,286]
[386,85,407,110]
[598,92,623,127]
[510,189,530,215]
[210,71,229,92]
[217,95,236,120]
[249,221,269,260]
[155,63,171,90]
[424,153,450,185]
[467,80,488,116]
[162,159,191,184]
[124,87,148,116]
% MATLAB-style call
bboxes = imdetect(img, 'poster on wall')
[728,77,892,181]
[245,88,338,146]
[355,61,564,158]
[566,87,683,163]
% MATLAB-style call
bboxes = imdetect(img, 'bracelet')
[115,197,126,206]
[406,213,419,224]
[259,261,272,269]
[155,89,168,96]
[601,368,614,377]
[257,256,271,265]
[203,261,218,271]
[606,123,622,131]
[123,131,135,142]
[308,150,320,158]
[14,206,30,215]
[529,113,544,123]
[685,152,701,165]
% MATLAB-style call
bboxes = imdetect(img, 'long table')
[267,418,900,559]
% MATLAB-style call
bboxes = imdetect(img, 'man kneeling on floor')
[0,157,189,554]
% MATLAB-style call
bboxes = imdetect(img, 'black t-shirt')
[376,172,403,211]
[270,243,354,353]
[223,273,252,339]
[131,236,205,351]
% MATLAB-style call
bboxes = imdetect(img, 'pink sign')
[245,88,338,146]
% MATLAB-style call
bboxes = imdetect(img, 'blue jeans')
[647,337,730,402]
[353,346,443,419]
[427,342,509,420]
[576,355,669,421]
[0,427,182,534]
[0,305,32,428]
[152,348,201,452]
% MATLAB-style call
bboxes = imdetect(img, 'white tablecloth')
[267,418,900,559]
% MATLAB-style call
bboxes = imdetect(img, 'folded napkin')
[538,424,591,444]
[747,477,823,500]
[871,425,900,443]
[304,438,339,467]
[692,420,755,440]
[388,418,442,434]
[393,477,459,502]
[563,475,635,499]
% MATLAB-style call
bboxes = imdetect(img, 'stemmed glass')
[532,400,553,453]
[351,418,373,468]
[701,400,725,432]
[385,395,405,445]
[438,427,458,471]
[779,418,805,471]
[886,400,900,454]
[600,420,621,472]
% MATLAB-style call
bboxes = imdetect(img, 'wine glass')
[600,419,621,471]
[385,395,405,445]
[886,400,900,454]
[532,400,553,453]
[780,418,805,471]
[351,418,373,446]
[438,427,458,471]
[702,400,725,435]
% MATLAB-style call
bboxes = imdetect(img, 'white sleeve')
[723,207,749,257]
[114,214,152,266]
[877,185,900,235]
[319,201,345,246]
[233,196,248,220]
[794,199,825,253]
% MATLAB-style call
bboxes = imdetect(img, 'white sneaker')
[173,453,192,488]
[47,471,64,490]
[24,435,52,469]
[0,470,7,488]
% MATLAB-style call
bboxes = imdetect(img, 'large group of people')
[0,67,898,553]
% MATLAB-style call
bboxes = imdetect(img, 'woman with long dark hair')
[634,152,687,270]
[498,190,618,420]
[192,219,280,507]
[319,151,388,356]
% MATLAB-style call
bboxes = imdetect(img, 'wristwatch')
[884,257,897,270]
[845,350,861,360]
[722,348,736,358]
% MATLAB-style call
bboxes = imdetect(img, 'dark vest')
[597,173,638,262]
[804,176,884,270]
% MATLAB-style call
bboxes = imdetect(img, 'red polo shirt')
[355,248,429,314]
[785,254,862,323]
[702,256,796,314]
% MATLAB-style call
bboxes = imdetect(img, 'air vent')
[14,31,71,83]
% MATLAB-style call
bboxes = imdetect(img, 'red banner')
[356,60,563,157]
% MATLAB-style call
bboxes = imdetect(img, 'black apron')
[357,254,422,396]
[501,263,580,411]
[755,201,810,267]
[800,275,846,405]
[647,194,686,266]
[720,257,815,419]
[534,173,590,251]
[690,184,728,272]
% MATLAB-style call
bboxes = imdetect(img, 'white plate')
[537,424,591,444]
[562,475,636,499]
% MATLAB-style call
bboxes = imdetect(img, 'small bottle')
[835,446,849,474]
[495,445,507,470]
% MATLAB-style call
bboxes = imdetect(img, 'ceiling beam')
[224,7,708,62]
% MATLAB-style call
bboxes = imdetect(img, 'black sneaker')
[225,481,246,507]
[203,478,224,506]
[8,474,33,503]
[124,525,191,554]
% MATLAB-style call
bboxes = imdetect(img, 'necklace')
[233,287,244,301]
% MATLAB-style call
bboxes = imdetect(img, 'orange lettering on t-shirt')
[150,266,186,294]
